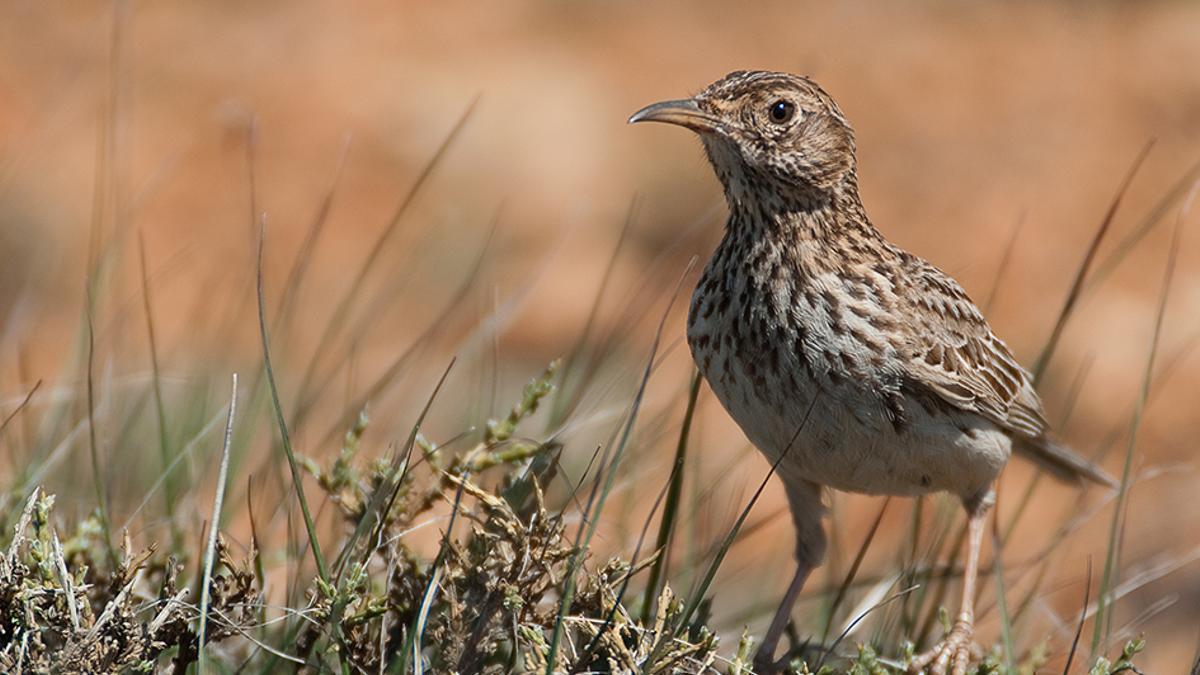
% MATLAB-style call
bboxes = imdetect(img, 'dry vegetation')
[0,363,1154,672]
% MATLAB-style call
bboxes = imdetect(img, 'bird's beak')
[628,98,720,133]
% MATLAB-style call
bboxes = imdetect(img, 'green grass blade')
[310,223,491,453]
[991,517,1015,671]
[640,369,702,625]
[256,216,329,583]
[84,286,116,569]
[342,358,455,576]
[573,377,700,666]
[550,198,638,427]
[138,232,182,553]
[674,394,820,639]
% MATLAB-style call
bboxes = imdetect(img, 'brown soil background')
[2,1,1199,671]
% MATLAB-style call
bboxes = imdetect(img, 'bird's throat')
[726,184,879,249]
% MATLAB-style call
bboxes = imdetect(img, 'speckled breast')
[685,256,997,498]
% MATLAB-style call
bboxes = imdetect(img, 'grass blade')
[273,134,353,334]
[991,505,1015,671]
[640,369,702,625]
[1033,140,1153,380]
[1002,354,1095,543]
[138,232,181,552]
[674,393,820,639]
[1085,154,1200,297]
[406,475,468,675]
[1063,557,1093,675]
[1001,143,1154,570]
[198,373,239,674]
[84,286,115,568]
[825,582,918,666]
[983,213,1023,313]
[0,380,41,441]
[551,198,639,427]
[820,497,890,649]
[1090,184,1190,659]
[256,215,329,582]
[310,220,491,453]
[345,358,455,575]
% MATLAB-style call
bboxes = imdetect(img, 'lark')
[630,71,1114,675]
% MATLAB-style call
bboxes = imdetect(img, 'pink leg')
[753,562,812,673]
[754,479,825,673]
[909,494,991,675]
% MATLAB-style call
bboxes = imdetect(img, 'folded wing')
[894,255,1114,487]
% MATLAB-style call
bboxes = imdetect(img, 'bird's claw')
[908,621,979,675]
[752,649,786,674]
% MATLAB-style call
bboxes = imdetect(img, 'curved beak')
[628,98,720,133]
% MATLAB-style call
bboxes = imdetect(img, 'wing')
[894,254,1047,438]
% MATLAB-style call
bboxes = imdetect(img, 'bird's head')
[631,71,856,204]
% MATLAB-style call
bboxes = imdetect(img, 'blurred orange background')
[2,1,1198,671]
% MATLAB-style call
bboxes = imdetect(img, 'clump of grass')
[0,366,743,673]
[0,489,259,672]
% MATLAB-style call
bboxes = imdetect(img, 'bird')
[629,70,1115,675]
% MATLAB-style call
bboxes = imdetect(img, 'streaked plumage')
[631,70,1113,675]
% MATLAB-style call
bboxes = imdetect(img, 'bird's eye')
[768,100,796,124]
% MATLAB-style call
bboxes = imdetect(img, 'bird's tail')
[1015,435,1117,488]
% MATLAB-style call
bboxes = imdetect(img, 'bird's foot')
[908,620,979,675]
[752,647,784,674]
[755,641,806,675]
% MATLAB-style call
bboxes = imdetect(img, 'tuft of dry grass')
[0,489,258,673]
[0,366,736,673]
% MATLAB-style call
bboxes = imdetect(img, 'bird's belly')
[688,318,1009,500]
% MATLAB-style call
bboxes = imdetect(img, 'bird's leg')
[909,492,992,675]
[754,480,825,673]
[753,562,812,673]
